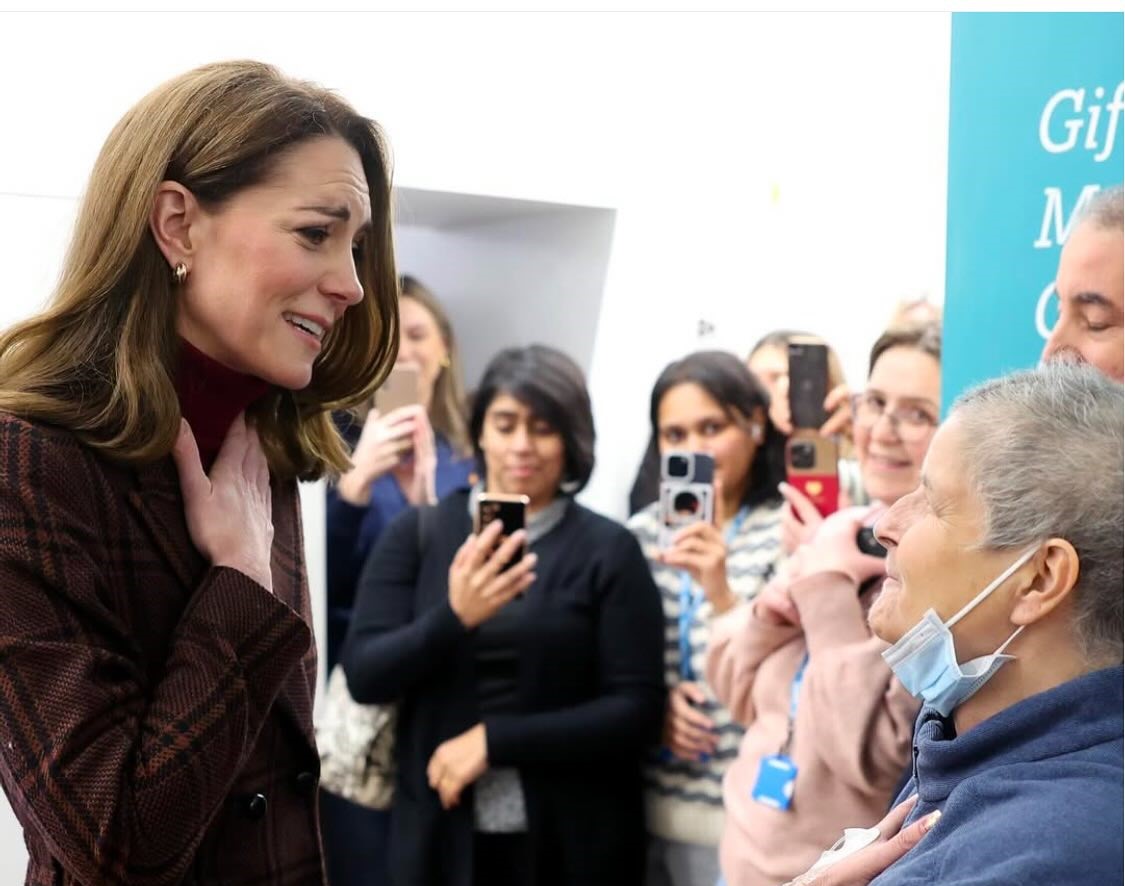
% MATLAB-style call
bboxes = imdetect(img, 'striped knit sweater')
[628,499,785,847]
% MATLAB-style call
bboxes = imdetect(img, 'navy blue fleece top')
[872,665,1123,885]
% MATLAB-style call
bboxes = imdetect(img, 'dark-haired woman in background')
[342,344,665,886]
[628,351,788,886]
[323,276,475,886]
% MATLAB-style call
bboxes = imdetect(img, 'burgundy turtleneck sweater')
[175,339,272,470]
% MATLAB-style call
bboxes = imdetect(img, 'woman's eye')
[532,422,555,436]
[702,421,724,436]
[301,227,329,245]
[662,429,684,443]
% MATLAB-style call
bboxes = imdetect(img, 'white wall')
[0,12,950,877]
[395,205,617,387]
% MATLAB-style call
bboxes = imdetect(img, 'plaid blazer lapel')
[269,480,317,751]
[127,458,202,592]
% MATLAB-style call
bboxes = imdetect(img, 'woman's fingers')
[475,528,530,586]
[466,519,506,571]
[482,550,538,600]
[779,482,822,524]
[875,794,919,836]
[170,420,208,505]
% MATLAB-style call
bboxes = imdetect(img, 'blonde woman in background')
[323,275,475,886]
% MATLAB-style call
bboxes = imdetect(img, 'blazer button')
[244,792,268,820]
[295,771,318,794]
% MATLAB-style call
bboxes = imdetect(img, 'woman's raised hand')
[172,414,275,592]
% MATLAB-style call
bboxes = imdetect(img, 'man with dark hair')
[1041,185,1124,381]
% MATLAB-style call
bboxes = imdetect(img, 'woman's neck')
[175,338,272,470]
[952,622,1091,735]
[720,487,746,527]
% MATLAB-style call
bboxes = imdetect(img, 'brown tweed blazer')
[0,413,327,885]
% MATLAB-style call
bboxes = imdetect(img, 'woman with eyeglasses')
[705,323,941,886]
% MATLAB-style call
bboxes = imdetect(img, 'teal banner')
[943,12,1124,411]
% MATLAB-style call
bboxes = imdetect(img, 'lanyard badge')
[751,653,807,811]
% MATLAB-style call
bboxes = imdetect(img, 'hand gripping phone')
[474,493,529,573]
[786,337,839,518]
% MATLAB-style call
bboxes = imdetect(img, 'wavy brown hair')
[0,60,399,481]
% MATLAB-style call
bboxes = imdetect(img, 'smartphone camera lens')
[672,490,701,516]
[667,454,690,479]
[790,441,816,469]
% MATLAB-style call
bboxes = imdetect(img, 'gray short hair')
[1079,184,1123,231]
[951,363,1123,663]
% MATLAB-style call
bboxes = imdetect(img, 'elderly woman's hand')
[797,507,887,587]
[782,796,940,885]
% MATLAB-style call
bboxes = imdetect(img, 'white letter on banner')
[1034,184,1102,249]
[1036,279,1056,340]
[1039,89,1085,153]
[1095,83,1124,163]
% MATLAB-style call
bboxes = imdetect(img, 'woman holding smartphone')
[342,344,665,886]
[322,276,474,885]
[706,323,941,886]
[627,351,788,886]
[327,276,475,668]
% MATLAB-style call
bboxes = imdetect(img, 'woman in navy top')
[323,276,473,886]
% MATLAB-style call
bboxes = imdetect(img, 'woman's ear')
[149,181,199,268]
[1010,538,1081,627]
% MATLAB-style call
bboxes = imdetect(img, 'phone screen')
[788,340,829,430]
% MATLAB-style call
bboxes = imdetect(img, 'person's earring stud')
[173,262,188,285]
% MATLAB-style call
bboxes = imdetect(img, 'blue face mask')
[882,546,1039,717]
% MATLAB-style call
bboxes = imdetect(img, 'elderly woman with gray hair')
[784,361,1123,886]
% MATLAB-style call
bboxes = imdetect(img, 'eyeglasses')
[851,392,937,442]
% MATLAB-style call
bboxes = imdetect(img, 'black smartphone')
[856,527,888,558]
[788,338,830,430]
[474,493,529,573]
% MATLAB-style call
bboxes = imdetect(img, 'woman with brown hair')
[327,275,474,669]
[322,275,474,885]
[0,60,397,884]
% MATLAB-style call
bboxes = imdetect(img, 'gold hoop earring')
[173,262,188,285]
[440,354,452,369]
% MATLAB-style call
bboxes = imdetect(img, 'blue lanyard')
[781,654,809,755]
[676,507,750,682]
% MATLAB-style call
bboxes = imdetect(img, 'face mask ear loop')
[945,545,1040,630]
[994,624,1026,655]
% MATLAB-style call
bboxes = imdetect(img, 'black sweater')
[342,489,665,886]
